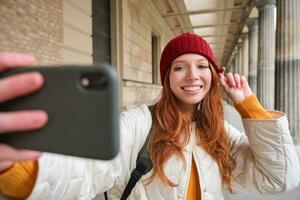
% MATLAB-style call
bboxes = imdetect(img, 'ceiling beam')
[211,49,225,52]
[201,33,238,38]
[172,22,240,30]
[209,42,226,44]
[162,6,245,17]
[222,0,255,66]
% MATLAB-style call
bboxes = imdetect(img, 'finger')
[0,144,41,161]
[0,160,15,172]
[0,110,48,133]
[233,73,241,88]
[240,75,248,87]
[225,73,236,87]
[0,52,37,71]
[0,72,44,103]
[219,73,229,89]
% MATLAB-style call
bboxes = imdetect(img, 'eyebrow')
[172,59,208,65]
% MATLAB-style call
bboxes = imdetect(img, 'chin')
[179,98,203,105]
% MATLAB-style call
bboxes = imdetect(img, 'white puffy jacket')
[27,105,300,200]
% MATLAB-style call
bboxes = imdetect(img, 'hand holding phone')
[0,62,120,161]
[0,52,47,172]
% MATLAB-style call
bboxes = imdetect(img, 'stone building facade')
[0,0,173,110]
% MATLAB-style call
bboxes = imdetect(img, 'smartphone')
[0,64,119,160]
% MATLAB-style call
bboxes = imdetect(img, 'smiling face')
[169,53,212,112]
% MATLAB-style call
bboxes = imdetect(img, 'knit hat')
[159,32,223,84]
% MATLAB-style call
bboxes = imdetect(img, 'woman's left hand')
[219,72,253,104]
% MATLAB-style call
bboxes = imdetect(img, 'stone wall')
[0,0,63,65]
[121,0,174,109]
[63,0,92,64]
[0,0,93,65]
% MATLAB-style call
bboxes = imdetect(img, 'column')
[275,0,300,143]
[234,47,239,73]
[242,33,249,78]
[227,55,234,73]
[247,18,258,95]
[228,50,235,73]
[231,56,235,72]
[238,42,243,74]
[256,0,276,109]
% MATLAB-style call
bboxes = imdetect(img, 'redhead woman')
[0,33,299,200]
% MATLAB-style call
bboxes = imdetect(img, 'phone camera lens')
[81,74,108,90]
[81,78,90,87]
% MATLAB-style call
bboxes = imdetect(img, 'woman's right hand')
[0,52,48,172]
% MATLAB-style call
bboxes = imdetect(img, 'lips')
[181,85,203,93]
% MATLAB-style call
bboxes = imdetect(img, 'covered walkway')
[1,0,299,199]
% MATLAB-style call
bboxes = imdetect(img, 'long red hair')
[149,64,236,192]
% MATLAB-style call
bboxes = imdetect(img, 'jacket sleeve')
[226,112,300,194]
[26,105,152,200]
[0,161,38,198]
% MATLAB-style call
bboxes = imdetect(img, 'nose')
[186,67,199,82]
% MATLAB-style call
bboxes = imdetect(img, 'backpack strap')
[119,105,156,200]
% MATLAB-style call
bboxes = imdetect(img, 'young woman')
[0,33,299,200]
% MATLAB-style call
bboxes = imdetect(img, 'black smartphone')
[0,64,119,160]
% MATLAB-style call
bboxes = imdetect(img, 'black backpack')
[105,105,156,200]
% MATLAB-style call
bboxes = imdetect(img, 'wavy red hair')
[149,64,236,192]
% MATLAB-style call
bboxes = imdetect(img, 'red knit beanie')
[160,32,223,84]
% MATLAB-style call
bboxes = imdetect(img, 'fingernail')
[24,150,42,159]
[24,72,44,86]
[24,54,36,62]
[29,111,48,127]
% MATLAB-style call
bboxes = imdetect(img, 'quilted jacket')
[26,105,300,200]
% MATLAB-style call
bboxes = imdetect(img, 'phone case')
[0,64,119,160]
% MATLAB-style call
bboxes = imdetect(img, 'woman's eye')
[198,65,208,69]
[174,66,184,71]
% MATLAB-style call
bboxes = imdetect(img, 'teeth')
[183,86,201,91]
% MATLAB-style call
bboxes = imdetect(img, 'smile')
[181,86,203,93]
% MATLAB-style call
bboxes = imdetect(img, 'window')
[92,0,111,64]
[151,32,160,84]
